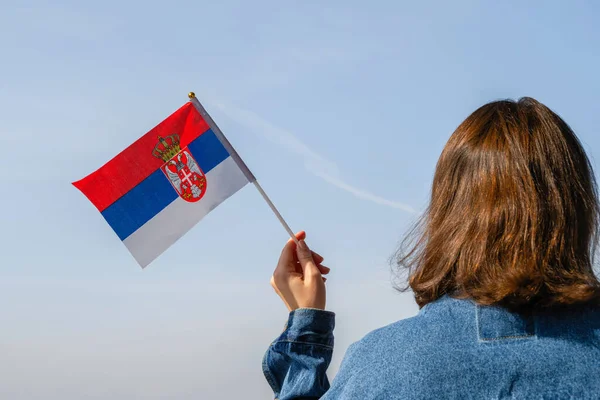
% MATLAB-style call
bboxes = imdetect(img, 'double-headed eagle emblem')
[153,135,207,202]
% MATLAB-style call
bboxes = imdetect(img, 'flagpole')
[187,92,299,244]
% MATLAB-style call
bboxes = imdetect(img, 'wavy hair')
[395,97,600,310]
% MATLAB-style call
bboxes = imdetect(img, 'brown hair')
[395,97,600,311]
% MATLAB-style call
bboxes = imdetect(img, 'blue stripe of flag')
[101,129,230,240]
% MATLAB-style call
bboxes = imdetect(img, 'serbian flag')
[73,99,254,268]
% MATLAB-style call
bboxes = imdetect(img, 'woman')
[263,97,600,399]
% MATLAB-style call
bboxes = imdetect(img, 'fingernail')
[298,240,308,251]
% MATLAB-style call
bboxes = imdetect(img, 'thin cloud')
[212,102,416,213]
[311,168,416,213]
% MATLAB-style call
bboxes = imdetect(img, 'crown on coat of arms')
[152,134,181,162]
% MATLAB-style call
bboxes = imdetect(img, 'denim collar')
[423,295,537,342]
[476,303,536,341]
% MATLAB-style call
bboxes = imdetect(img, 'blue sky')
[1,1,599,398]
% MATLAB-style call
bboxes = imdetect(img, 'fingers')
[291,231,324,263]
[318,264,330,275]
[296,240,321,279]
[312,251,324,264]
[271,232,329,311]
[275,230,330,281]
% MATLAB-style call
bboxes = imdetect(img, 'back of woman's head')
[397,97,600,311]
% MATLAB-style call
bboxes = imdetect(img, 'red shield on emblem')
[161,147,207,203]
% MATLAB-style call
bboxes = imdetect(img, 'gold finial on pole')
[188,92,196,99]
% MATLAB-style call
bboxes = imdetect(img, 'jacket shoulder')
[327,306,458,399]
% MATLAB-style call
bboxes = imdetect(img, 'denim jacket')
[262,296,600,399]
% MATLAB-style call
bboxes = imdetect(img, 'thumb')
[296,240,321,279]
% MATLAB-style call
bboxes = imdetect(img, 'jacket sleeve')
[262,308,335,400]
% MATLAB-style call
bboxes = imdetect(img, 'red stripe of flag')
[73,102,210,212]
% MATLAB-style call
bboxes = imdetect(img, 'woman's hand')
[270,231,330,311]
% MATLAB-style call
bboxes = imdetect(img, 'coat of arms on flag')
[153,134,207,203]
